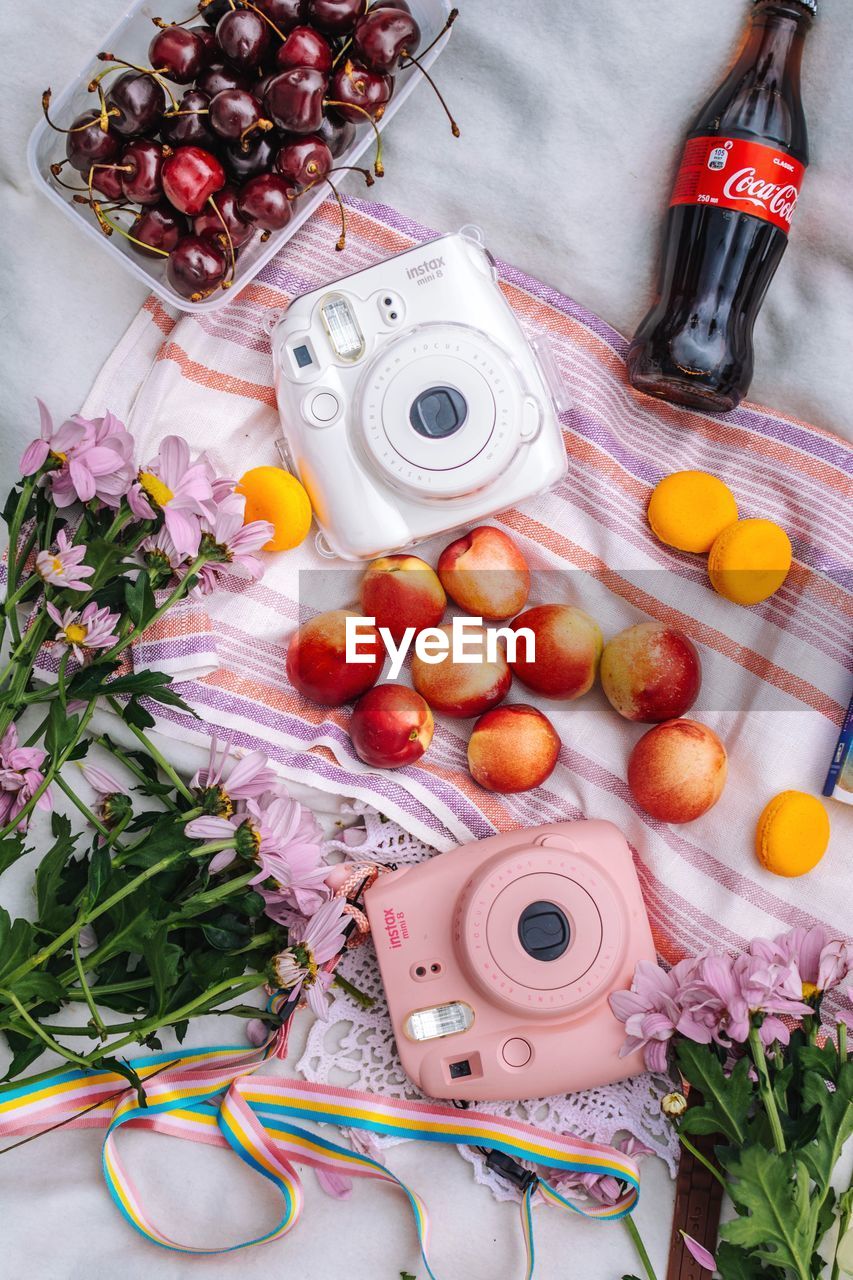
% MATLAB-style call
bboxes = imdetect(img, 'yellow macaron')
[647,470,739,554]
[707,517,792,605]
[755,790,830,877]
[236,466,313,552]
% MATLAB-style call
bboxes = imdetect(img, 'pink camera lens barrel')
[364,820,657,1103]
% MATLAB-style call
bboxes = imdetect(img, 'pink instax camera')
[365,820,656,1102]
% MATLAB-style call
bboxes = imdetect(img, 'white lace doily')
[297,809,678,1200]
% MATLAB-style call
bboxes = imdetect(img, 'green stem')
[100,556,206,666]
[56,648,69,711]
[4,477,36,646]
[106,698,195,803]
[333,972,375,1009]
[4,574,41,611]
[72,933,107,1038]
[0,988,93,1069]
[94,735,180,811]
[623,1213,659,1280]
[68,976,153,999]
[54,772,113,843]
[749,1024,786,1155]
[676,1131,727,1190]
[172,869,256,919]
[0,697,97,841]
[840,1020,848,1064]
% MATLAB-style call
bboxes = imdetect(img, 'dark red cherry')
[130,201,187,255]
[253,0,307,30]
[196,61,251,97]
[328,59,392,123]
[88,165,125,199]
[193,185,255,248]
[162,145,226,215]
[369,0,411,9]
[275,26,332,74]
[264,67,326,133]
[167,234,227,299]
[216,9,270,71]
[305,0,366,36]
[221,131,277,180]
[106,71,166,136]
[352,7,419,73]
[65,111,121,172]
[149,27,206,84]
[199,0,233,28]
[161,89,216,148]
[237,172,295,230]
[120,138,168,204]
[209,89,265,140]
[316,111,356,157]
[275,134,331,187]
[189,24,217,66]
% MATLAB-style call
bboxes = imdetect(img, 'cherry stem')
[324,101,384,176]
[207,194,236,287]
[164,107,210,117]
[239,0,287,41]
[302,175,348,249]
[400,47,459,136]
[401,8,458,64]
[42,89,119,134]
[328,163,374,187]
[239,117,273,150]
[152,14,197,27]
[96,54,180,111]
[332,36,353,68]
[92,201,170,256]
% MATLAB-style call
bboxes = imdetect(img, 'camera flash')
[320,295,364,361]
[404,1001,474,1042]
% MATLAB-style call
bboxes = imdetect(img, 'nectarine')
[286,609,384,706]
[411,623,511,718]
[509,604,602,700]
[359,555,446,644]
[467,704,560,793]
[349,684,434,768]
[437,526,530,620]
[601,622,701,722]
[628,719,727,823]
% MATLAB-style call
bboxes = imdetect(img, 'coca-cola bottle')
[627,0,815,413]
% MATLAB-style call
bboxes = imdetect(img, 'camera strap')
[0,1037,641,1275]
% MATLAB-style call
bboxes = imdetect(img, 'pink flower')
[684,951,812,1047]
[753,926,853,998]
[140,525,189,577]
[36,528,95,591]
[609,958,700,1073]
[0,724,51,831]
[191,738,280,805]
[22,403,135,509]
[20,399,59,475]
[547,1135,654,1205]
[47,600,121,663]
[269,897,348,1019]
[190,493,273,595]
[681,1232,716,1272]
[128,436,213,557]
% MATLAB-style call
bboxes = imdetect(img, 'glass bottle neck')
[743,3,810,88]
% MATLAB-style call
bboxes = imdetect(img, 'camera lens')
[518,901,571,962]
[409,385,468,439]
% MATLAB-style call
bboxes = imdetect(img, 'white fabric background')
[1,1,850,1276]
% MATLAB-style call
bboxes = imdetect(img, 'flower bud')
[661,1091,688,1119]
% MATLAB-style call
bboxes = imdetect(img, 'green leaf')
[123,697,156,731]
[798,1062,853,1194]
[45,702,80,758]
[1,1031,46,1081]
[97,1057,147,1106]
[9,971,65,1004]
[720,1145,818,1276]
[675,1041,752,1146]
[67,659,122,701]
[35,813,78,932]
[201,919,251,951]
[715,1241,776,1279]
[0,833,28,878]
[141,928,182,1017]
[0,911,35,985]
[86,842,112,906]
[1,483,23,528]
[796,1041,839,1082]
[124,573,157,632]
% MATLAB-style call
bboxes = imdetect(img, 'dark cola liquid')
[628,1,812,413]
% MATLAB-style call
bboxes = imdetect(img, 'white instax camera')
[271,229,568,560]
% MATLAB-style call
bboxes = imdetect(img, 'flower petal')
[680,1232,716,1272]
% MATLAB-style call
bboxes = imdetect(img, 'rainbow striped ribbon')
[0,1044,640,1276]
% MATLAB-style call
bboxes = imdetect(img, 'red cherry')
[237,172,295,230]
[328,59,392,123]
[275,134,332,187]
[161,89,216,148]
[316,111,356,157]
[89,165,124,199]
[254,0,307,29]
[129,202,186,256]
[193,185,255,248]
[167,234,227,300]
[215,9,270,71]
[222,131,278,181]
[162,145,226,215]
[352,7,420,73]
[264,67,327,134]
[305,0,366,36]
[106,71,166,136]
[189,25,217,67]
[196,62,252,97]
[149,27,206,84]
[120,138,167,205]
[209,89,265,139]
[63,110,121,173]
[275,26,333,74]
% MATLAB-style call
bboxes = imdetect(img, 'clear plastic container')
[27,0,452,313]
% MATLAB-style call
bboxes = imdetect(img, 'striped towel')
[82,194,853,965]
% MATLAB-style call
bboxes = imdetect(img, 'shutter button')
[308,392,340,424]
[502,1038,532,1068]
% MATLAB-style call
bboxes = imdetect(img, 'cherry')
[264,67,326,133]
[316,111,355,157]
[305,0,366,36]
[237,172,295,230]
[254,0,307,30]
[216,10,270,71]
[167,233,227,299]
[353,7,419,73]
[189,24,217,66]
[129,201,187,255]
[275,25,332,74]
[88,165,125,200]
[369,0,411,9]
[120,138,168,204]
[328,59,392,123]
[162,145,226,215]
[161,89,216,147]
[275,134,331,187]
[209,89,272,149]
[106,70,166,135]
[221,131,277,180]
[60,110,122,173]
[198,0,233,28]
[193,184,254,247]
[149,27,206,84]
[196,61,251,97]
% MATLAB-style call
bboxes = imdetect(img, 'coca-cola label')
[671,136,806,234]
